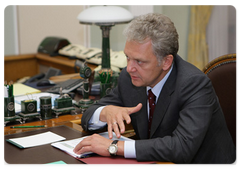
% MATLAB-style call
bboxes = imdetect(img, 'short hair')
[123,13,179,62]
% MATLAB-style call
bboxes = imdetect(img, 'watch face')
[109,145,117,154]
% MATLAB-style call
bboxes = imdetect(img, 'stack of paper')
[6,131,66,148]
[13,83,41,96]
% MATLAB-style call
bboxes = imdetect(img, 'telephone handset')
[24,67,61,88]
[25,73,45,83]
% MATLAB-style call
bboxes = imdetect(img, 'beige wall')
[17,5,86,54]
[6,5,190,61]
[162,6,190,60]
[90,6,190,60]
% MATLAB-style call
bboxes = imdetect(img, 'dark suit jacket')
[81,55,236,163]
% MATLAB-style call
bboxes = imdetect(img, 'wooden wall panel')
[4,54,39,82]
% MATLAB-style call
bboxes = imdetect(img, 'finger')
[117,118,125,134]
[75,146,91,155]
[108,123,113,139]
[73,136,89,153]
[73,141,83,153]
[112,122,121,138]
[122,112,131,124]
[127,103,142,115]
[115,112,126,133]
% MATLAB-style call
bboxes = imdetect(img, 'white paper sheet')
[7,131,66,148]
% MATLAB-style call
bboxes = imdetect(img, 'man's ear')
[162,55,173,71]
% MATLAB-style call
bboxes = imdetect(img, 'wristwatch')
[108,140,119,156]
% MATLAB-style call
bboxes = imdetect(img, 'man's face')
[124,40,167,88]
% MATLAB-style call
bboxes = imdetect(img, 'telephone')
[58,44,86,59]
[25,73,45,83]
[86,50,127,69]
[109,51,127,69]
[58,44,127,68]
[24,67,62,88]
[77,48,102,60]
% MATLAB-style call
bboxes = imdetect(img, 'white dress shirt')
[88,65,173,158]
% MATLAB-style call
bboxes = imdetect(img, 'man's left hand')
[73,134,124,157]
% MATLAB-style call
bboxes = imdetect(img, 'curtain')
[187,6,213,70]
[207,6,236,62]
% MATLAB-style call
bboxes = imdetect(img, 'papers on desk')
[6,131,66,148]
[51,132,132,158]
[13,83,41,96]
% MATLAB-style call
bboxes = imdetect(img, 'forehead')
[124,40,155,59]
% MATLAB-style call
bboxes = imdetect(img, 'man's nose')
[127,60,136,73]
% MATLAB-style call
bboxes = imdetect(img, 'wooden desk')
[4,53,97,82]
[4,114,83,135]
[4,122,172,164]
[5,124,88,164]
[4,111,172,164]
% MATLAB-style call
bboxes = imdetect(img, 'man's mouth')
[130,75,139,80]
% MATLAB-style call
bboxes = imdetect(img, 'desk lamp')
[77,6,133,97]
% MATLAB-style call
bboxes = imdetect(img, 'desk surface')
[4,116,171,164]
[5,125,87,164]
[4,114,83,135]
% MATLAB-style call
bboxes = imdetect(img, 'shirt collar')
[147,64,173,101]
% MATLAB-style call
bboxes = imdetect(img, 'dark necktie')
[148,89,156,138]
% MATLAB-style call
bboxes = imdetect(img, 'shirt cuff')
[124,140,136,158]
[88,106,107,130]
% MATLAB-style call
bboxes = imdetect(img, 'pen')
[10,125,46,128]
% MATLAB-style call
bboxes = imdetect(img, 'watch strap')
[112,140,119,145]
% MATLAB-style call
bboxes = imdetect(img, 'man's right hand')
[99,103,142,139]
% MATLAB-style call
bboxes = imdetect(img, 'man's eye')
[137,60,143,64]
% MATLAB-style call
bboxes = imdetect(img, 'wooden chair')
[203,53,236,146]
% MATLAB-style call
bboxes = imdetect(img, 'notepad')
[6,131,66,148]
[13,83,41,96]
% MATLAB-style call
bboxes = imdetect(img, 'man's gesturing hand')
[99,103,142,139]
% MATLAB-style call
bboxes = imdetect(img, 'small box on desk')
[21,100,37,114]
[20,99,41,123]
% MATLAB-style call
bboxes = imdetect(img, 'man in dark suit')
[74,13,235,163]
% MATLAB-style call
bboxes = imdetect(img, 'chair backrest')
[203,53,236,146]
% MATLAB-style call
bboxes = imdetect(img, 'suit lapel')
[131,86,149,139]
[150,64,177,138]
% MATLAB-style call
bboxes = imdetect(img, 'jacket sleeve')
[81,70,127,131]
